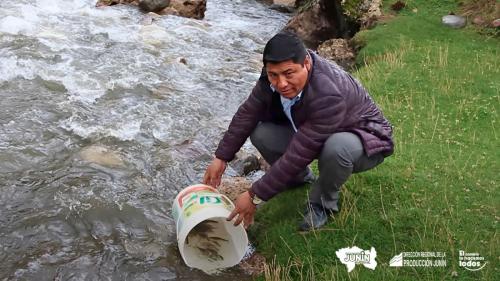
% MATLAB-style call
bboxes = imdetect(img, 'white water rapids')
[0,0,288,279]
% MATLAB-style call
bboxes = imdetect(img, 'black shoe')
[298,203,333,231]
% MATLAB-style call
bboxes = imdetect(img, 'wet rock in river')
[95,0,138,7]
[96,0,206,20]
[79,145,125,168]
[273,0,295,6]
[269,4,295,14]
[165,0,207,20]
[138,0,171,12]
[140,12,162,25]
[157,6,180,17]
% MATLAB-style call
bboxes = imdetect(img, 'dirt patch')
[239,252,266,276]
[217,177,252,202]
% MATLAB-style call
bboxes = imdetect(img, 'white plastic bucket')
[172,184,248,273]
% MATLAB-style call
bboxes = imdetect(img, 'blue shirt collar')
[269,85,303,103]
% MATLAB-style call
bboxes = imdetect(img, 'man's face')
[265,57,311,99]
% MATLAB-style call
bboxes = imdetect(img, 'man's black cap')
[263,30,307,65]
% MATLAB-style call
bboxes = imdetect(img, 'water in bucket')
[172,184,248,273]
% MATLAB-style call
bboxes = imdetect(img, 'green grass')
[250,1,499,280]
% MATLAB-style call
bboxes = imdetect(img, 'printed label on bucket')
[172,184,236,237]
[177,185,217,209]
[183,193,233,219]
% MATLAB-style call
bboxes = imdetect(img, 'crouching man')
[203,31,394,231]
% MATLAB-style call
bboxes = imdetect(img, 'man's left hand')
[227,191,256,229]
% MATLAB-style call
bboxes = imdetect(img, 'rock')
[178,57,187,64]
[79,145,125,168]
[140,12,162,25]
[157,6,180,16]
[95,0,205,20]
[218,177,252,202]
[139,24,171,46]
[273,0,295,6]
[359,0,382,29]
[95,0,116,7]
[317,38,356,70]
[138,0,170,12]
[269,4,295,13]
[285,0,381,48]
[258,156,271,172]
[472,16,485,26]
[390,1,405,12]
[285,1,339,48]
[442,15,466,29]
[295,0,309,8]
[95,0,138,7]
[167,0,207,20]
[169,138,211,161]
[230,151,261,176]
[492,19,500,28]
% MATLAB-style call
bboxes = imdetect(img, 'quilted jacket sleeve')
[215,81,266,162]
[251,78,347,201]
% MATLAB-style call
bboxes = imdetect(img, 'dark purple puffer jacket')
[215,51,394,201]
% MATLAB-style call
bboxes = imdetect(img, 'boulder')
[229,151,261,176]
[269,4,295,13]
[158,6,180,16]
[138,0,170,12]
[79,145,125,168]
[95,0,138,7]
[285,0,382,48]
[472,16,485,26]
[285,1,340,48]
[166,0,207,20]
[442,15,466,29]
[359,0,382,29]
[390,0,405,12]
[95,0,205,19]
[492,19,500,28]
[317,38,355,70]
[140,12,162,25]
[273,0,295,6]
[258,156,271,172]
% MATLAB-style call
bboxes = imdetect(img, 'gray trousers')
[250,122,385,211]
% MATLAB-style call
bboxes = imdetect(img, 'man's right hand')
[203,158,227,188]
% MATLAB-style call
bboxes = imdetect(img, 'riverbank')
[250,0,499,280]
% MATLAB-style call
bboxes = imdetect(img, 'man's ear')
[304,55,312,71]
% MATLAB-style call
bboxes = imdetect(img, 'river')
[0,0,289,279]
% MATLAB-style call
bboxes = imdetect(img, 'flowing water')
[0,1,289,279]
